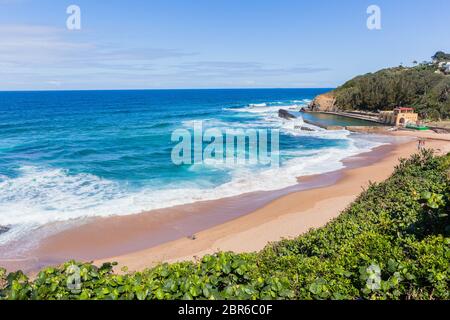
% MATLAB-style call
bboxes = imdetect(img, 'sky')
[0,0,449,91]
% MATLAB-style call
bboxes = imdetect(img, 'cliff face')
[309,93,337,112]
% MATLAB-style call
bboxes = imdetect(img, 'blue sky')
[0,0,449,90]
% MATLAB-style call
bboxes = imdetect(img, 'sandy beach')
[1,131,449,273]
[95,133,449,271]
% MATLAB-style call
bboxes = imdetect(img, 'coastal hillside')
[1,151,449,300]
[311,52,450,120]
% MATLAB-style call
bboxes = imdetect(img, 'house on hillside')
[432,51,450,64]
[434,61,450,75]
[445,63,450,75]
[379,108,419,127]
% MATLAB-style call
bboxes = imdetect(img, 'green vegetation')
[332,52,450,120]
[1,151,449,300]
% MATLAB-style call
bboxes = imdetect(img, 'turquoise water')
[0,89,388,243]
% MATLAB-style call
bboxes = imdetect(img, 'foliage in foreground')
[1,150,449,300]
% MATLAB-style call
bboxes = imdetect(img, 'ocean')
[0,89,390,245]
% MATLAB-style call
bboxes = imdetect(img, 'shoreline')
[1,131,449,273]
[97,132,450,271]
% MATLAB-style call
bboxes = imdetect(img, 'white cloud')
[0,24,331,90]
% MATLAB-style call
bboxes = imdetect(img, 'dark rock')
[278,109,296,120]
[432,128,450,134]
[0,226,10,235]
[303,119,328,129]
[294,124,316,132]
[326,125,345,130]
[346,126,391,134]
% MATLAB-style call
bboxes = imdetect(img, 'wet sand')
[96,135,450,271]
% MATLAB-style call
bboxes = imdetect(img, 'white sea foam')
[226,104,352,140]
[249,103,267,107]
[0,99,388,245]
[0,138,383,246]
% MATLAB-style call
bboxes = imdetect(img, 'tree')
[432,51,450,62]
[332,63,450,120]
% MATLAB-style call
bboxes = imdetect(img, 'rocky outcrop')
[0,226,9,235]
[430,127,450,134]
[299,126,315,132]
[309,93,337,112]
[303,119,328,129]
[345,126,391,134]
[278,109,296,120]
[326,126,345,130]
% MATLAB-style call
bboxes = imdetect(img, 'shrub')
[332,66,450,120]
[1,150,449,300]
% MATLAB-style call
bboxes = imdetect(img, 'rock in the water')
[300,126,315,132]
[278,109,296,120]
[0,226,9,235]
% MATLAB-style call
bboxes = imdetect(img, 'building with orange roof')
[378,107,419,127]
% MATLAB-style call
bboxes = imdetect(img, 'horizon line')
[0,87,335,93]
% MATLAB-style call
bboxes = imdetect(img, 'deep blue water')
[0,89,387,243]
